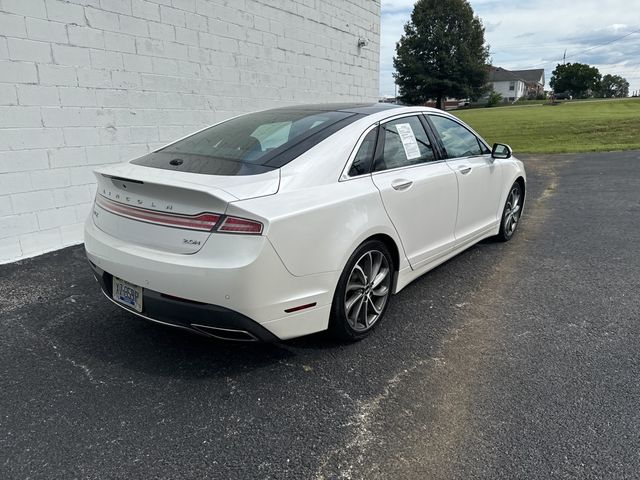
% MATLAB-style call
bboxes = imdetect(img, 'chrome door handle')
[391,179,413,191]
[458,166,472,175]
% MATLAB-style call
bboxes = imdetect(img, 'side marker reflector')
[284,302,317,314]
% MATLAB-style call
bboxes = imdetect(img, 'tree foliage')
[393,0,489,109]
[598,74,629,98]
[550,63,601,99]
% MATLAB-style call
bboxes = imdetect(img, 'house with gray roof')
[488,67,545,102]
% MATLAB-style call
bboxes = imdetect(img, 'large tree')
[598,74,630,98]
[393,0,489,109]
[550,63,601,99]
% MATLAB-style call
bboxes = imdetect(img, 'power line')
[563,29,640,61]
[520,28,640,68]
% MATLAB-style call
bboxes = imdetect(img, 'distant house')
[422,99,465,109]
[488,67,545,102]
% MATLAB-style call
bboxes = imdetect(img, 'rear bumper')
[89,260,279,342]
[84,216,338,340]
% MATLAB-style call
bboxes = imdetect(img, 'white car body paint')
[84,105,526,341]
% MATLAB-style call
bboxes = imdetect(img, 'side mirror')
[492,143,512,159]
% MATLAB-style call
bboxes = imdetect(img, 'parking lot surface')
[2,151,639,479]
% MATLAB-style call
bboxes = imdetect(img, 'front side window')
[509,81,515,91]
[429,115,482,159]
[374,116,435,172]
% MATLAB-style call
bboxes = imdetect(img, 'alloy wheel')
[503,185,522,236]
[344,250,391,331]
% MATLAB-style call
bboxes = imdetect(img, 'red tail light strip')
[218,216,263,234]
[95,195,219,232]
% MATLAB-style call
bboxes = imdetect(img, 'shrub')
[486,91,502,107]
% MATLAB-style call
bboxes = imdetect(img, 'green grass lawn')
[453,98,640,154]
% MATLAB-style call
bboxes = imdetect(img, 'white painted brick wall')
[0,0,381,263]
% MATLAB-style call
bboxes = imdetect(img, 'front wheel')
[329,240,394,341]
[496,181,523,242]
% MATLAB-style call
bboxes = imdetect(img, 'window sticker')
[395,123,421,160]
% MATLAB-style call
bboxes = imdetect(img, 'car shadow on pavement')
[2,242,493,382]
[0,244,319,379]
[52,293,354,382]
[61,309,303,378]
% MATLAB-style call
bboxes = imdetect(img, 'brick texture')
[0,0,381,263]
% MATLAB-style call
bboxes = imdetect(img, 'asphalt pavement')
[1,151,639,479]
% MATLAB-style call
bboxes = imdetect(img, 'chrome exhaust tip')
[190,324,259,342]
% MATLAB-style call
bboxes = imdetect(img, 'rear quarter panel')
[226,177,407,277]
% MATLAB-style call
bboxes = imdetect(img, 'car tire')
[329,240,394,341]
[496,181,523,242]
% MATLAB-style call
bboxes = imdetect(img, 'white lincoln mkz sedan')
[85,103,526,342]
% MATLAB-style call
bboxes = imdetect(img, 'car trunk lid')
[92,162,278,254]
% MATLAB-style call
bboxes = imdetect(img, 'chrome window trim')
[371,158,448,177]
[340,111,440,181]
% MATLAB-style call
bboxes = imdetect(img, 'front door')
[428,114,503,244]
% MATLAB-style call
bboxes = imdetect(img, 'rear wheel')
[496,181,523,242]
[329,240,393,341]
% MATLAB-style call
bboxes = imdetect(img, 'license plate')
[112,276,143,312]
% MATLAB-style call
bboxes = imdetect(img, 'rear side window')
[429,115,483,158]
[348,128,378,177]
[374,116,435,172]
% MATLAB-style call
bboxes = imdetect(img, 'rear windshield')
[131,109,360,175]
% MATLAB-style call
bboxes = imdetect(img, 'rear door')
[370,115,458,269]
[427,114,503,243]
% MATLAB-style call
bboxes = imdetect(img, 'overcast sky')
[379,0,640,96]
